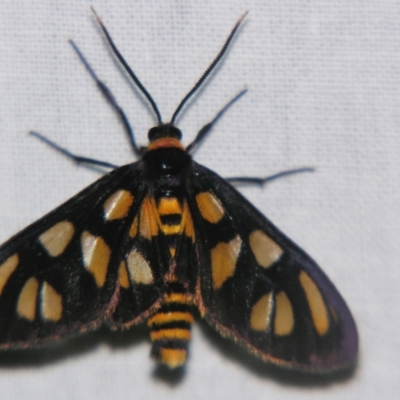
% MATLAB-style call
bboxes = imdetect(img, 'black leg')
[30,131,118,169]
[186,89,247,153]
[69,40,142,156]
[226,167,315,186]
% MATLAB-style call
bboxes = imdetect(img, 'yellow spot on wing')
[274,292,294,336]
[211,235,242,289]
[140,197,159,239]
[41,282,62,321]
[249,230,283,268]
[196,192,225,223]
[17,277,39,321]
[158,197,181,215]
[160,348,187,369]
[299,271,329,335]
[129,217,139,238]
[250,292,273,331]
[127,250,154,284]
[118,261,130,289]
[0,254,19,295]
[39,221,75,257]
[103,190,134,221]
[81,231,111,287]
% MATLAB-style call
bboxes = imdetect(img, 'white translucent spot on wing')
[126,250,154,284]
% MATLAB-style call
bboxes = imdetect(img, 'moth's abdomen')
[148,288,194,369]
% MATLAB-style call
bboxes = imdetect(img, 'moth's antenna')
[170,11,248,125]
[91,6,163,124]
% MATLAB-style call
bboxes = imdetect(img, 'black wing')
[0,163,166,348]
[189,162,358,371]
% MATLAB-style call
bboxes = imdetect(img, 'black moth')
[0,9,357,370]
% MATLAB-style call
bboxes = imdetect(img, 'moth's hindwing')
[190,163,358,371]
[0,163,164,348]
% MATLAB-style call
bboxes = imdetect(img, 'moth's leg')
[30,131,118,169]
[69,40,142,156]
[226,167,315,186]
[187,89,247,153]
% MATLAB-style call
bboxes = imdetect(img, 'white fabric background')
[0,0,399,399]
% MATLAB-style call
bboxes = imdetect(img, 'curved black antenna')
[91,6,163,124]
[170,11,248,125]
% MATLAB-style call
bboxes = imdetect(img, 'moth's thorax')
[140,139,195,265]
[143,142,192,191]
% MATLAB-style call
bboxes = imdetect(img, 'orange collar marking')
[147,138,184,151]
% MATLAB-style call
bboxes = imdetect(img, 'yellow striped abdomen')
[148,288,194,369]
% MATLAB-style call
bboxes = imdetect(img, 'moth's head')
[148,124,182,142]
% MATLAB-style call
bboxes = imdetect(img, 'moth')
[0,9,358,371]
